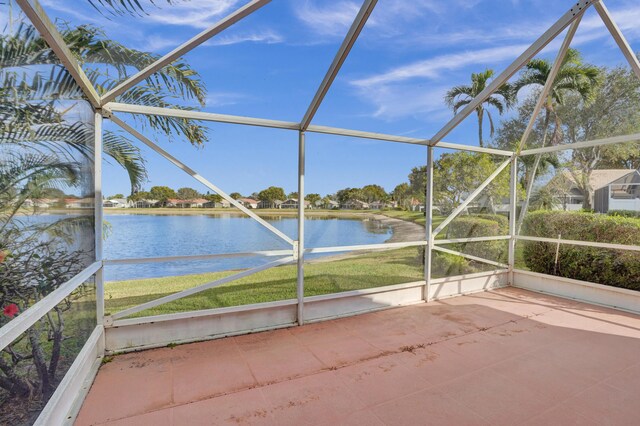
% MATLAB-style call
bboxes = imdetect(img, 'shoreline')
[23,207,426,267]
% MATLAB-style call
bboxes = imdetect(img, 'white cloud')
[348,3,640,120]
[294,0,360,37]
[206,29,284,46]
[352,44,530,88]
[145,0,240,29]
[204,92,248,107]
[359,84,452,120]
[139,34,181,52]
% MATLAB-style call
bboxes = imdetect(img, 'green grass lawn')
[102,213,483,320]
[106,247,425,319]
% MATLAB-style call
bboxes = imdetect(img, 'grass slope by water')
[106,247,424,318]
[105,212,455,319]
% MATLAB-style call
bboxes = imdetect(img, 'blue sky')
[32,0,640,196]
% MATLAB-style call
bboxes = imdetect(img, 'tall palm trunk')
[516,105,553,233]
[477,108,484,147]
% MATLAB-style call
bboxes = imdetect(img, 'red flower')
[3,304,18,318]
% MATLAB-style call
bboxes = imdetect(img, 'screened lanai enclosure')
[2,0,640,424]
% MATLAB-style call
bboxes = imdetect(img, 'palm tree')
[1,22,208,192]
[513,48,601,231]
[0,1,208,405]
[445,69,515,147]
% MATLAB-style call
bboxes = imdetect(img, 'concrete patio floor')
[76,287,640,425]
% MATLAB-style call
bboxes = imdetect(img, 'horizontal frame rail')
[433,158,512,237]
[104,102,513,155]
[305,240,427,254]
[434,235,511,245]
[515,235,640,252]
[111,114,294,246]
[105,102,299,130]
[520,132,640,155]
[432,245,509,269]
[0,261,101,350]
[109,256,295,320]
[104,249,293,266]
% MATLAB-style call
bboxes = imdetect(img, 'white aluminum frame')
[103,249,292,265]
[104,102,514,156]
[5,0,640,422]
[515,17,583,154]
[100,0,271,104]
[109,114,295,246]
[300,0,377,131]
[520,132,640,155]
[108,256,295,321]
[432,245,509,270]
[0,261,101,350]
[429,0,598,146]
[297,131,305,324]
[94,112,104,325]
[432,158,511,237]
[15,0,101,108]
[515,235,640,252]
[424,146,435,301]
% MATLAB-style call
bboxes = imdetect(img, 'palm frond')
[87,0,179,17]
[103,130,147,192]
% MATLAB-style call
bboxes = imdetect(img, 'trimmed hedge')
[608,210,640,218]
[522,211,640,291]
[420,214,510,277]
[446,214,509,262]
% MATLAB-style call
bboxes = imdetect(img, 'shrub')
[446,215,509,262]
[417,246,473,276]
[472,213,509,229]
[430,251,476,278]
[522,211,640,291]
[608,210,640,218]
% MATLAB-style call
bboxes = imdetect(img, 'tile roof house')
[257,199,283,209]
[165,198,208,208]
[280,198,310,209]
[132,199,159,208]
[237,198,259,209]
[341,199,369,210]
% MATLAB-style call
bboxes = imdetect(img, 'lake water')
[103,213,392,280]
[21,213,392,280]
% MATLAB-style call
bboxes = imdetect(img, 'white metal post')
[508,155,517,286]
[424,146,434,302]
[297,131,305,325]
[94,112,104,325]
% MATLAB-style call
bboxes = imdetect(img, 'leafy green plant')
[522,211,640,290]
